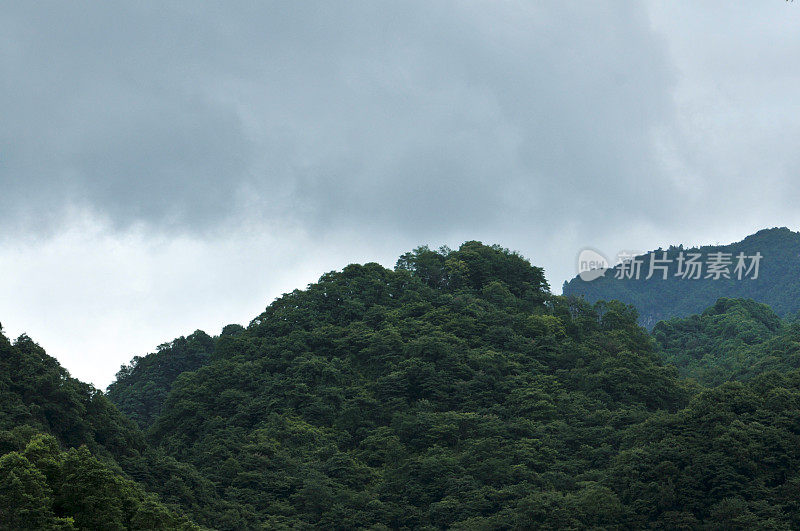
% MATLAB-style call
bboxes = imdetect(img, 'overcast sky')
[3,1,800,388]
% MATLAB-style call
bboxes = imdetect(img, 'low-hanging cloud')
[2,1,678,238]
[4,1,800,387]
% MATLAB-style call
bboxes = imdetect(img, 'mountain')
[562,227,800,327]
[107,330,216,429]
[652,297,800,386]
[9,241,800,527]
[102,242,800,528]
[0,329,197,529]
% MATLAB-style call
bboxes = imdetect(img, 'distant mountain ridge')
[562,227,800,327]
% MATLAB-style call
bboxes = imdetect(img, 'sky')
[3,1,800,388]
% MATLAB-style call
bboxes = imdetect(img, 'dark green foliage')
[0,332,144,461]
[396,242,549,305]
[0,450,62,529]
[10,240,800,528]
[107,330,214,428]
[0,433,195,530]
[0,329,226,529]
[112,242,696,528]
[654,298,800,386]
[563,227,800,327]
[610,373,800,528]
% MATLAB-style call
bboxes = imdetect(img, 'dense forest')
[5,241,800,528]
[563,227,800,327]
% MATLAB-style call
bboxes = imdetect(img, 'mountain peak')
[563,228,800,327]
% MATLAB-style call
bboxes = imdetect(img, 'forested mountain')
[8,241,800,528]
[563,227,800,327]
[107,331,216,429]
[653,298,800,387]
[0,329,197,529]
[137,243,693,528]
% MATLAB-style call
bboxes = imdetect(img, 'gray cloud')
[5,2,800,387]
[1,1,680,239]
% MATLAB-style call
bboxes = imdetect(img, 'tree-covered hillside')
[9,241,800,528]
[653,298,800,387]
[102,241,800,528]
[563,227,800,327]
[0,329,197,529]
[137,243,692,528]
[107,331,216,429]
